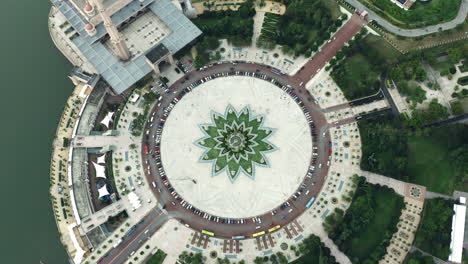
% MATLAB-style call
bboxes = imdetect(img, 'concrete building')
[49,0,201,94]
[449,197,466,263]
[389,0,416,10]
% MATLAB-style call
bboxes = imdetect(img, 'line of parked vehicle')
[144,67,323,226]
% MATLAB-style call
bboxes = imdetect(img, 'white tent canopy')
[100,112,114,128]
[128,192,141,210]
[96,154,106,165]
[449,203,466,263]
[98,185,110,198]
[92,162,106,179]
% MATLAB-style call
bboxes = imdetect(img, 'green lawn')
[344,187,403,260]
[364,0,462,29]
[364,35,401,65]
[332,54,380,100]
[359,116,468,194]
[407,137,455,194]
[331,35,400,100]
[145,250,167,264]
[322,0,342,20]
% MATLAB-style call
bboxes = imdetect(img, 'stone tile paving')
[379,184,426,264]
[305,70,349,109]
[49,83,91,262]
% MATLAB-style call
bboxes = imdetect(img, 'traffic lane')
[357,108,392,120]
[348,90,384,106]
[142,63,331,238]
[379,73,399,115]
[109,214,168,264]
[101,209,164,264]
[165,64,330,235]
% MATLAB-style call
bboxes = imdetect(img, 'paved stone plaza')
[161,76,312,218]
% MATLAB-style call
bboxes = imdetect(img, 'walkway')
[306,219,352,264]
[79,199,126,233]
[425,191,453,200]
[344,0,468,37]
[355,169,406,196]
[72,135,130,148]
[294,13,367,82]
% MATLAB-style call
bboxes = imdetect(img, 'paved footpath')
[305,216,352,264]
[344,0,468,37]
[294,13,367,83]
[354,169,406,196]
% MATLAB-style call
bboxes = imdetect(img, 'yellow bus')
[268,225,281,233]
[252,231,265,237]
[201,230,214,236]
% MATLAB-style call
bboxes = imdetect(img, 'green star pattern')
[195,105,277,182]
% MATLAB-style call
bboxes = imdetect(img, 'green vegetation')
[193,0,255,46]
[459,60,468,73]
[253,252,288,264]
[142,91,159,104]
[404,251,435,264]
[257,0,343,56]
[457,75,468,86]
[178,251,204,264]
[193,36,221,68]
[146,250,167,264]
[359,116,468,193]
[130,103,151,137]
[363,0,461,29]
[290,235,338,264]
[423,41,468,74]
[415,198,454,260]
[451,101,465,115]
[191,0,255,67]
[389,58,427,107]
[135,75,154,89]
[331,33,401,100]
[324,176,404,263]
[411,99,448,126]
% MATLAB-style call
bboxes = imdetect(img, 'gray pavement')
[344,0,468,37]
[143,62,333,239]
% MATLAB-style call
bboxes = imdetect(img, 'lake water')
[0,0,73,263]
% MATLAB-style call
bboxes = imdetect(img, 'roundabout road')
[141,62,333,239]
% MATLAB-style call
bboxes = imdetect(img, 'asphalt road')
[100,208,166,264]
[100,13,367,264]
[379,73,399,115]
[142,62,332,240]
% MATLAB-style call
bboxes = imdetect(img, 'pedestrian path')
[355,169,406,196]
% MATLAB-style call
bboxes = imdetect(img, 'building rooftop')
[51,0,201,94]
[146,43,170,63]
[449,203,466,263]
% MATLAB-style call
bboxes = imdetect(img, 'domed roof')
[84,4,93,12]
[85,23,94,31]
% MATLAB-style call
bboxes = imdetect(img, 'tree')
[451,101,464,115]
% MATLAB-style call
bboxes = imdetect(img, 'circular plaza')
[160,76,312,218]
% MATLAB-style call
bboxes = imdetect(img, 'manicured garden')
[146,250,167,264]
[414,198,454,260]
[256,0,344,56]
[324,176,404,263]
[291,235,338,264]
[359,116,468,194]
[405,251,435,264]
[362,0,462,29]
[331,34,401,100]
